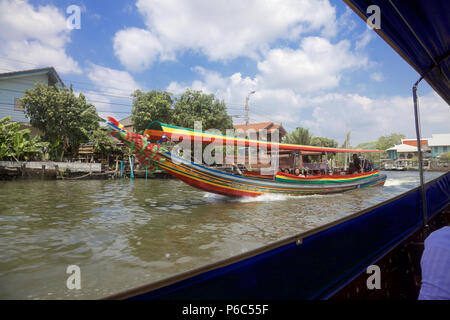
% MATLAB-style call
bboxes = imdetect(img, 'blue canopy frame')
[343,0,449,105]
[344,0,449,235]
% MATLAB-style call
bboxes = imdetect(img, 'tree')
[376,133,406,150]
[89,127,120,159]
[310,136,338,148]
[0,116,48,161]
[21,83,101,160]
[356,141,377,150]
[131,90,173,133]
[172,90,233,131]
[282,127,312,145]
[439,152,450,161]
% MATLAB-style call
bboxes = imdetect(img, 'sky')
[0,0,448,146]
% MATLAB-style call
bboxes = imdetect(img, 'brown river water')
[0,170,445,299]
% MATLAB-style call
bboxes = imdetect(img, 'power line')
[0,57,278,120]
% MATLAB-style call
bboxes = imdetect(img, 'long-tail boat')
[106,117,386,197]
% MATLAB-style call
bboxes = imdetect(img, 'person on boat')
[349,154,362,174]
[293,168,305,177]
[418,226,450,300]
[364,159,373,172]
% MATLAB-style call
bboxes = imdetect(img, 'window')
[14,98,24,111]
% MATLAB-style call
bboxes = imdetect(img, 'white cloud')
[114,0,338,71]
[113,28,164,72]
[370,72,384,82]
[0,0,81,74]
[299,92,450,145]
[257,37,368,93]
[166,34,370,121]
[166,66,303,126]
[84,64,142,121]
[355,29,373,51]
[166,66,449,145]
[87,63,141,96]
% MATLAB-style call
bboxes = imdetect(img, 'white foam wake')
[384,177,418,187]
[202,192,339,203]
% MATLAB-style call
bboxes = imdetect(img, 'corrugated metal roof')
[401,139,428,147]
[119,116,133,127]
[0,67,65,88]
[386,144,418,152]
[428,133,450,146]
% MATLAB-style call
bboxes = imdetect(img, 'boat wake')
[202,192,339,203]
[384,177,419,187]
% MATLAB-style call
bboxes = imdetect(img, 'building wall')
[387,150,398,159]
[0,73,49,122]
[432,146,449,158]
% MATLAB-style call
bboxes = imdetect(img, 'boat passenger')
[349,154,362,174]
[418,226,450,300]
[294,168,301,176]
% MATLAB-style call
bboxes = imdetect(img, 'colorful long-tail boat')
[106,117,386,197]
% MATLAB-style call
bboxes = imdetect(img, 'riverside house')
[0,67,65,135]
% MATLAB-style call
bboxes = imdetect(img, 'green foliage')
[172,90,233,132]
[131,90,173,133]
[310,136,338,148]
[376,133,406,150]
[0,116,49,161]
[282,127,312,145]
[20,83,101,160]
[90,127,120,155]
[356,141,377,150]
[439,152,450,161]
[131,89,234,134]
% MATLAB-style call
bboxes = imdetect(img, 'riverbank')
[380,167,449,172]
[0,161,172,180]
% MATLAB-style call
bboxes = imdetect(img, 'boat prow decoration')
[106,117,386,197]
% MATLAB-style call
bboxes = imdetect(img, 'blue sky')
[0,0,448,145]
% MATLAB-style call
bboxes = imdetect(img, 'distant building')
[384,134,450,169]
[118,116,134,132]
[233,122,287,142]
[401,138,428,147]
[428,134,450,158]
[386,143,427,160]
[0,67,65,124]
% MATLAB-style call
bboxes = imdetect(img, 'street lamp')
[245,90,256,127]
[245,91,256,168]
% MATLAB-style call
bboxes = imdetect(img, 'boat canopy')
[144,121,381,154]
[343,0,450,105]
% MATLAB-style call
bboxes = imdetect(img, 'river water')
[0,170,445,299]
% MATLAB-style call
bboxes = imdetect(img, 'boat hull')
[157,152,387,197]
